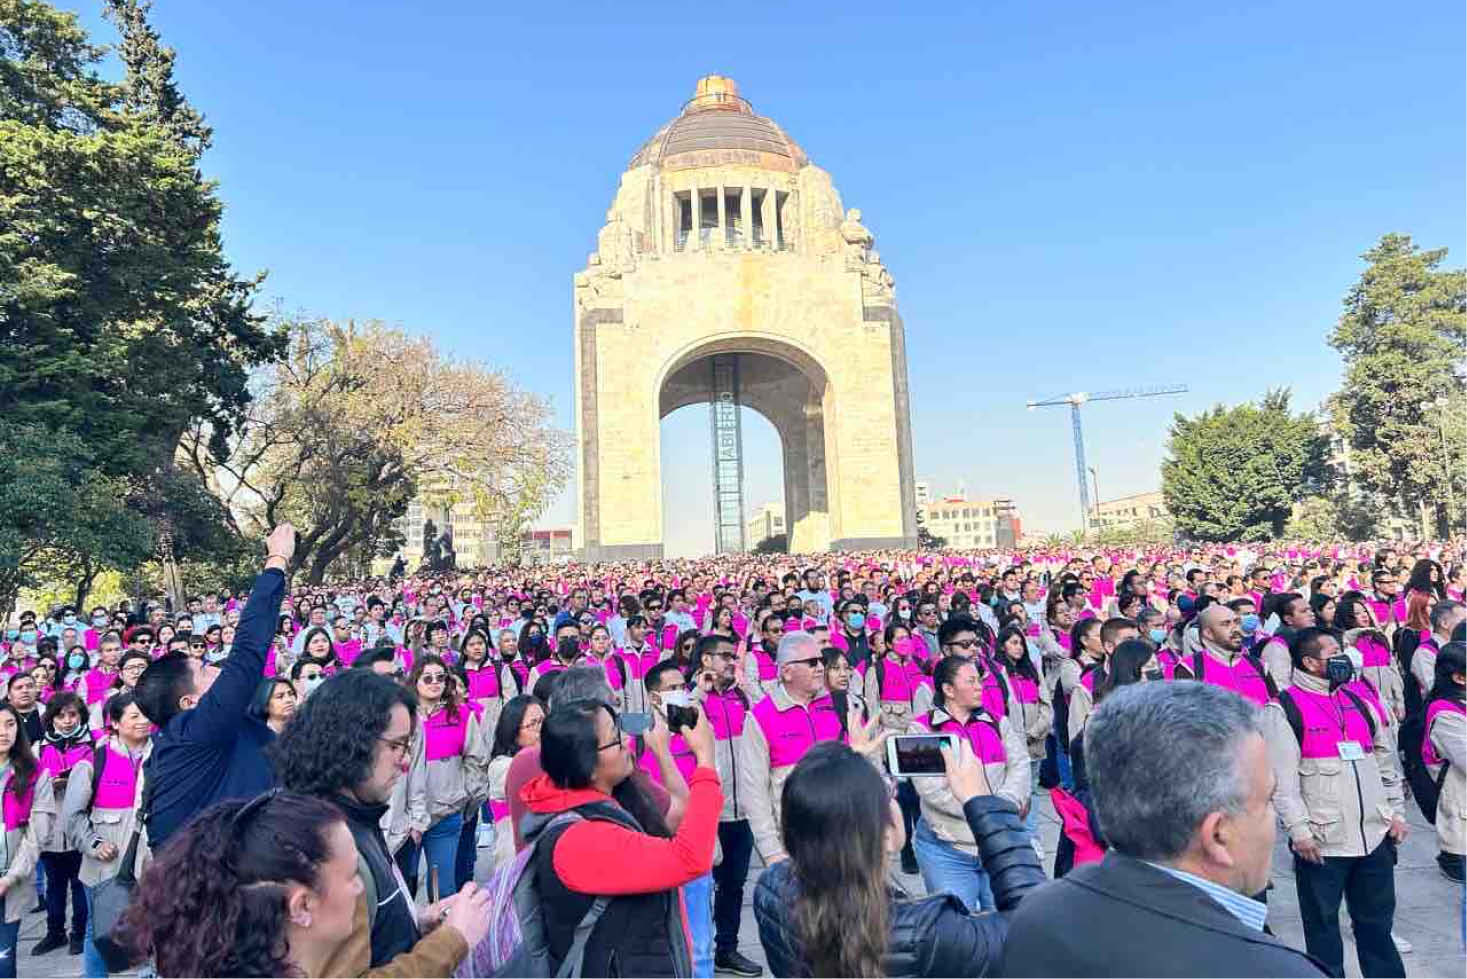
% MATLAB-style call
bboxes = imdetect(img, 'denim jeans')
[913,817,995,911]
[82,885,109,978]
[683,872,714,978]
[40,850,87,938]
[422,813,464,897]
[0,918,16,979]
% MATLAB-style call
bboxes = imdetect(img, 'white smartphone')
[885,733,959,777]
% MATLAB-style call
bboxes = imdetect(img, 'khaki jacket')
[908,706,1030,855]
[316,892,469,978]
[61,737,152,887]
[0,770,55,924]
[1427,705,1466,856]
[1264,670,1404,859]
[733,684,870,863]
[407,705,491,830]
[999,661,1054,759]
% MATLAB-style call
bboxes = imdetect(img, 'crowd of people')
[0,526,1462,977]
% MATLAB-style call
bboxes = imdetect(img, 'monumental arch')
[574,76,917,560]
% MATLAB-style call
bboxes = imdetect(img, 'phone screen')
[619,712,654,736]
[888,734,952,776]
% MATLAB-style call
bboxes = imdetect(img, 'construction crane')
[1026,385,1188,533]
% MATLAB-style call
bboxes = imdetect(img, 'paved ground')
[21,793,1465,977]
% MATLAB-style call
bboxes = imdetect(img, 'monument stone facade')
[574,76,917,559]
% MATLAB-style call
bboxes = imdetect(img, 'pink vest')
[93,746,142,810]
[464,662,503,701]
[919,710,1007,764]
[82,668,116,705]
[423,707,469,762]
[637,735,697,787]
[488,797,511,822]
[860,656,928,706]
[1356,634,1392,668]
[1423,699,1465,768]
[981,670,1009,720]
[1192,651,1272,706]
[752,647,779,682]
[704,687,749,741]
[750,694,844,767]
[1289,686,1373,759]
[1006,669,1041,706]
[1365,597,1393,627]
[336,639,363,667]
[38,740,91,778]
[1,773,36,831]
[1051,785,1104,865]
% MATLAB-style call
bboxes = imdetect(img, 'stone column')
[716,184,727,250]
[762,189,775,250]
[688,183,699,251]
[741,185,752,250]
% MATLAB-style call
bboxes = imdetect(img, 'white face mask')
[660,689,693,709]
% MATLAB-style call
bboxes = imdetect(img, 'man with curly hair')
[271,668,484,975]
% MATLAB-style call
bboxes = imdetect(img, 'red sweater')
[519,767,722,895]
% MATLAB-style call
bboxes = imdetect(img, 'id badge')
[1337,740,1366,761]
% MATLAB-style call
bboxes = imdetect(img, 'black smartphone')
[885,733,958,777]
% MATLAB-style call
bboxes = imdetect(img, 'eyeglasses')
[378,735,413,758]
[944,638,981,651]
[786,656,822,669]
[419,673,446,684]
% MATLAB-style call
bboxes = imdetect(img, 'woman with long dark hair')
[518,699,719,975]
[855,625,934,732]
[458,628,517,734]
[401,653,488,898]
[0,701,56,977]
[121,792,361,977]
[754,740,1043,977]
[992,626,1053,852]
[1337,591,1407,725]
[1405,558,1447,602]
[484,694,545,869]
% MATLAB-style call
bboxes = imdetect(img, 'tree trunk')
[73,560,98,612]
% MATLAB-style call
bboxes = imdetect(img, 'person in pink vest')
[0,701,58,976]
[1258,593,1316,691]
[484,693,543,871]
[78,634,124,714]
[635,661,700,791]
[33,691,92,957]
[60,690,153,977]
[403,654,490,897]
[734,631,880,864]
[853,625,934,732]
[1264,627,1406,979]
[744,612,783,697]
[1175,604,1276,706]
[908,654,1030,912]
[1422,643,1465,882]
[458,628,519,735]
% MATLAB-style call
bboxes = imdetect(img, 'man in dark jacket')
[136,524,295,849]
[1001,681,1327,977]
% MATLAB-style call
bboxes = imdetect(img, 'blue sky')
[70,0,1464,553]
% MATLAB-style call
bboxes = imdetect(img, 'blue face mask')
[1241,613,1261,635]
[4,629,16,642]
[846,612,865,630]
[67,652,87,671]
[19,630,37,645]
[1148,627,1166,644]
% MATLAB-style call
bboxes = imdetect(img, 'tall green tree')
[1327,234,1467,536]
[2,0,280,607]
[1162,390,1331,542]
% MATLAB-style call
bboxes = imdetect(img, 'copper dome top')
[629,76,808,173]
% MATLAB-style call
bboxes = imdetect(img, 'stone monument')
[574,75,917,558]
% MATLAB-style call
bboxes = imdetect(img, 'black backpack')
[1398,700,1452,825]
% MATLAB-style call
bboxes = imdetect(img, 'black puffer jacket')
[753,795,1044,977]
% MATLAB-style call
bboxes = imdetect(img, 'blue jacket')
[144,568,285,849]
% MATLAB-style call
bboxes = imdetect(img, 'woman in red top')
[518,700,721,977]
